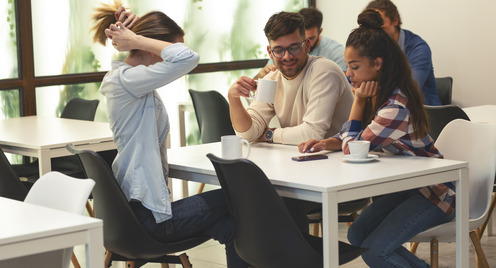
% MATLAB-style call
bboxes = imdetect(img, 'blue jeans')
[130,189,250,268]
[347,189,455,268]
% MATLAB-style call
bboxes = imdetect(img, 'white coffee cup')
[255,79,277,103]
[221,135,251,159]
[348,140,370,159]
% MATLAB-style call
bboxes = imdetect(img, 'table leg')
[456,167,469,268]
[322,192,339,268]
[38,149,52,175]
[87,226,104,268]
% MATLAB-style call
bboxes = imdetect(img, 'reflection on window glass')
[0,90,20,119]
[0,0,18,79]
[35,82,107,122]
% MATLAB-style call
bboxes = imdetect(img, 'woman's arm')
[298,137,342,153]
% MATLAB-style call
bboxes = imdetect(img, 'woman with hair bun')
[299,9,454,267]
[92,2,249,267]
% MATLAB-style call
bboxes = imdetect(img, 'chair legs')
[470,230,490,268]
[409,242,419,254]
[197,183,206,194]
[430,239,439,268]
[478,192,496,238]
[71,252,81,268]
[105,250,193,268]
[86,200,94,217]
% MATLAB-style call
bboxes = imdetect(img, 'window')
[1,0,312,147]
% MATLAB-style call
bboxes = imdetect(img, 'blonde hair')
[91,0,122,45]
[92,0,184,48]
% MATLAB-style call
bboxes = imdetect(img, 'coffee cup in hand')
[348,140,370,159]
[221,135,251,159]
[254,79,277,103]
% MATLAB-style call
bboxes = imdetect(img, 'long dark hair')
[346,9,428,138]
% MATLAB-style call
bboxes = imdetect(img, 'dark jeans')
[347,189,455,268]
[130,189,250,268]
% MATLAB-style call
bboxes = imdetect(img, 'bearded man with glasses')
[228,12,354,234]
[228,11,353,148]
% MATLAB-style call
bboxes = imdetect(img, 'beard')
[276,57,307,79]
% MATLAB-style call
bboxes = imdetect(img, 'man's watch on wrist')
[265,129,274,143]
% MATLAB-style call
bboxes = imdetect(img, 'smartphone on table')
[291,154,328,162]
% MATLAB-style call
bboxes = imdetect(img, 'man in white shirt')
[228,11,353,146]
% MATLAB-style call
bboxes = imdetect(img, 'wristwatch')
[265,129,274,143]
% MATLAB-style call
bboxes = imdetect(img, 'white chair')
[0,172,95,268]
[409,119,496,268]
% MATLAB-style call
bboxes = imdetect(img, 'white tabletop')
[463,105,496,124]
[0,116,116,174]
[0,197,103,266]
[168,142,469,267]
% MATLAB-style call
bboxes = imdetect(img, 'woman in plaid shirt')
[299,9,455,268]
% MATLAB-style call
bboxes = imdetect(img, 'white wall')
[318,0,496,107]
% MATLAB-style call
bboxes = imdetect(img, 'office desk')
[0,116,116,175]
[168,142,469,268]
[0,197,103,267]
[463,105,496,124]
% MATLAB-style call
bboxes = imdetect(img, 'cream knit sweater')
[236,56,354,145]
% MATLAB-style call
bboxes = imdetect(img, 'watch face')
[265,130,273,141]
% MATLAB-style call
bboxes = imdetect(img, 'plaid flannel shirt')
[337,89,455,215]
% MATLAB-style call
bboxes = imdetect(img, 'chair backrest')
[435,119,496,220]
[60,98,100,121]
[435,76,453,105]
[206,153,322,268]
[425,104,470,141]
[23,171,94,268]
[24,171,95,215]
[0,147,29,201]
[66,144,180,258]
[189,89,235,144]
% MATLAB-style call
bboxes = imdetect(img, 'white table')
[0,116,116,175]
[463,105,496,124]
[0,197,103,267]
[168,142,469,268]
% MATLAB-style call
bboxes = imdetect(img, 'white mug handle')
[241,139,251,158]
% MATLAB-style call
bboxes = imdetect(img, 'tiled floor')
[74,216,496,267]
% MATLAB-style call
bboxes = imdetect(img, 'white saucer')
[341,154,379,163]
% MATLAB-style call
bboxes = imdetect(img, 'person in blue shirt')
[366,0,442,106]
[92,4,249,267]
[254,7,347,79]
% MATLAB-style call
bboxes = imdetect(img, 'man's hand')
[228,76,257,99]
[254,64,276,80]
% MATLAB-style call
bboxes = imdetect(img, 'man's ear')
[267,45,273,60]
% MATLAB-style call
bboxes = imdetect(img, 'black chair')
[206,153,366,267]
[435,76,453,105]
[0,147,29,201]
[66,144,209,268]
[188,89,235,144]
[12,98,101,181]
[188,89,235,194]
[425,104,470,141]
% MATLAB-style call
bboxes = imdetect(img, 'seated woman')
[298,9,455,268]
[92,4,249,267]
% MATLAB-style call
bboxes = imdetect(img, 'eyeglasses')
[270,41,306,59]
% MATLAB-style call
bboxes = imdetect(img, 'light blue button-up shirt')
[100,43,199,223]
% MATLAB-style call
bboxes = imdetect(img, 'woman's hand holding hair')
[105,22,138,51]
[115,6,139,29]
